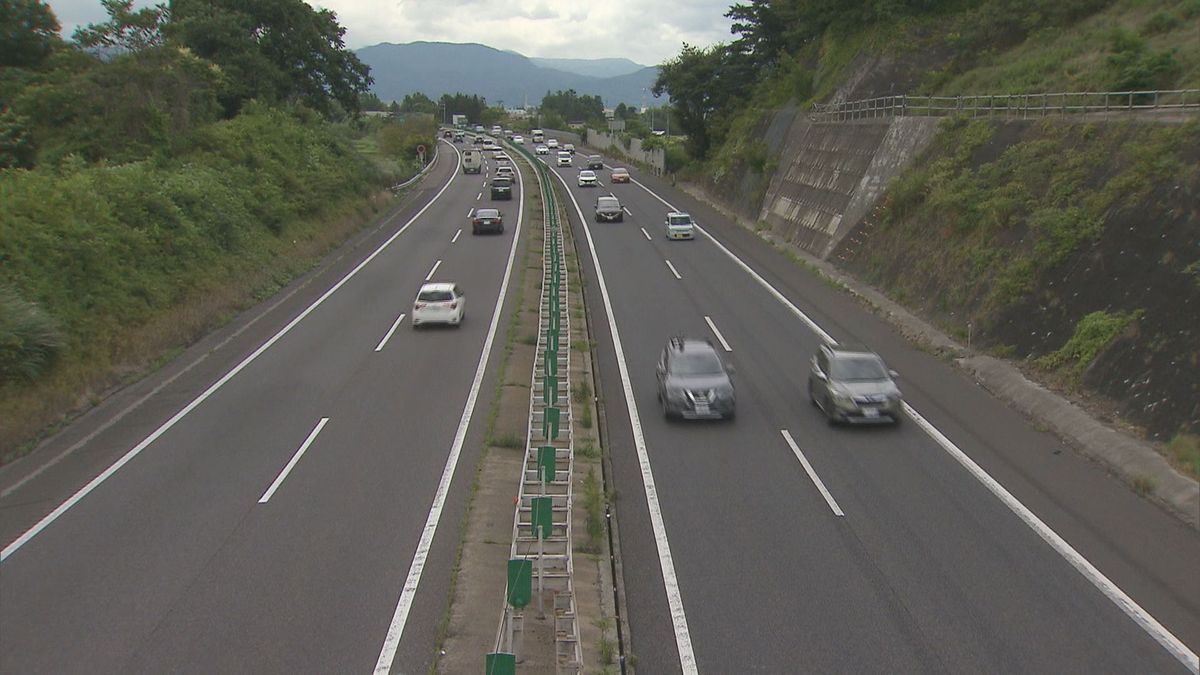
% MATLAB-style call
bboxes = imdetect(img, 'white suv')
[556,151,572,167]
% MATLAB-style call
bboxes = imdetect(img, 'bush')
[0,287,64,383]
[1036,309,1143,376]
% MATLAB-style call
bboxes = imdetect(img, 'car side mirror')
[889,369,899,379]
[726,362,737,376]
[814,371,828,382]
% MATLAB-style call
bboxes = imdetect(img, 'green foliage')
[377,116,436,162]
[582,468,605,552]
[399,92,437,114]
[1141,10,1181,35]
[1,0,61,69]
[540,89,604,123]
[1166,433,1200,479]
[439,92,489,125]
[1104,26,1181,91]
[72,0,167,52]
[0,107,35,168]
[0,105,379,375]
[1035,309,1143,376]
[0,286,64,383]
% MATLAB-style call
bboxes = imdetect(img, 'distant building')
[506,108,530,119]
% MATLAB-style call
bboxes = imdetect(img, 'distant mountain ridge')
[356,41,659,108]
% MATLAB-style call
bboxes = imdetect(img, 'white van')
[531,129,545,143]
[462,149,482,174]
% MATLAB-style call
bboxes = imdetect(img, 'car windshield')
[669,215,692,226]
[830,356,888,381]
[418,290,453,302]
[673,352,724,376]
[613,169,628,175]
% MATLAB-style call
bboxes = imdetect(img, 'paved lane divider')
[704,316,733,352]
[639,227,652,241]
[780,430,844,517]
[258,418,329,504]
[372,141,527,674]
[622,168,1199,674]
[546,158,699,674]
[665,260,683,280]
[487,140,584,672]
[1,140,465,563]
[451,229,462,244]
[373,313,406,352]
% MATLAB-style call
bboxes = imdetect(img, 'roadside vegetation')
[0,1,431,459]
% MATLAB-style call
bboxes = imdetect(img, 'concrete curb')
[674,182,1200,529]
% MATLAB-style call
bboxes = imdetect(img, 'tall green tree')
[540,89,603,123]
[73,0,168,52]
[399,92,436,114]
[168,0,371,117]
[1,0,60,68]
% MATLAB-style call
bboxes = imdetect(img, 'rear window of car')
[612,169,628,175]
[492,178,511,186]
[673,351,724,376]
[829,356,888,381]
[418,290,453,302]
[476,209,500,218]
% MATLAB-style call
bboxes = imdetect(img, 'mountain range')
[355,42,660,108]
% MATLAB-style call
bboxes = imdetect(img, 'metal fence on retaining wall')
[811,89,1200,121]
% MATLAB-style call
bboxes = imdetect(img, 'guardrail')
[487,139,584,674]
[811,89,1200,121]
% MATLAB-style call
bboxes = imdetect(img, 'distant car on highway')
[665,211,695,240]
[563,143,575,155]
[492,150,507,160]
[495,165,515,179]
[462,149,483,174]
[442,129,453,138]
[513,135,525,144]
[556,151,572,167]
[535,144,549,155]
[412,282,465,329]
[577,170,599,187]
[547,138,559,150]
[594,195,623,222]
[472,207,504,234]
[610,167,630,183]
[808,343,903,424]
[453,131,465,142]
[656,337,736,419]
[490,176,513,200]
[585,155,604,170]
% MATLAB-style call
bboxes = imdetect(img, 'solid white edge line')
[371,144,526,674]
[374,313,406,352]
[640,227,652,241]
[780,430,844,517]
[664,259,682,280]
[258,418,329,504]
[545,165,698,673]
[627,176,836,344]
[451,229,462,244]
[1,140,465,563]
[627,172,1199,674]
[703,315,732,352]
[424,259,442,282]
[902,402,1198,673]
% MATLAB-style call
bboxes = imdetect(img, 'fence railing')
[811,89,1200,121]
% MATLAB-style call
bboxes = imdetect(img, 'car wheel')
[822,395,838,425]
[808,381,818,407]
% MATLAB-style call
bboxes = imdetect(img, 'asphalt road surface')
[0,140,525,674]
[542,150,1200,674]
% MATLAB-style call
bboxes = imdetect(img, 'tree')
[1,0,61,69]
[540,89,603,123]
[399,92,436,114]
[168,0,372,117]
[0,106,35,168]
[73,0,168,53]
[439,92,487,124]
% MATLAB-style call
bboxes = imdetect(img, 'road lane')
[0,142,526,673]
[547,156,1197,673]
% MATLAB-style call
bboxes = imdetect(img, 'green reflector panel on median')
[543,374,557,405]
[543,406,560,439]
[537,445,557,483]
[531,495,554,539]
[485,653,516,675]
[506,559,532,609]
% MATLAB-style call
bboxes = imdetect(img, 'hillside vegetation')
[650,0,1199,463]
[0,1,429,459]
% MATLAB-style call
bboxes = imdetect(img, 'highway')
[0,140,524,673]
[542,150,1200,673]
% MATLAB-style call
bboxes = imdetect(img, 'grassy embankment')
[0,108,433,461]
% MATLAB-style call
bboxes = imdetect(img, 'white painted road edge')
[371,147,527,674]
[625,171,1199,673]
[1,140,465,563]
[374,313,406,352]
[780,430,844,517]
[703,316,732,352]
[258,418,329,504]
[545,161,699,674]
[903,402,1199,673]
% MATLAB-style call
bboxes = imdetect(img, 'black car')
[586,154,604,170]
[656,337,735,419]
[490,177,513,200]
[472,208,504,235]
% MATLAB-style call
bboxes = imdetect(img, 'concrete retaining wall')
[585,130,666,173]
[758,116,939,259]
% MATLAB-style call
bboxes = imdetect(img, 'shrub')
[1036,309,1143,376]
[0,287,64,383]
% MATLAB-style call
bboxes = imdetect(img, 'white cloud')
[45,0,733,66]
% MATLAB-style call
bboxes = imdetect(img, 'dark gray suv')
[656,337,735,420]
[808,343,902,424]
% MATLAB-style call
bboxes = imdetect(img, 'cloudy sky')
[45,0,735,66]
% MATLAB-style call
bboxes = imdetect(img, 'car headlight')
[666,388,687,403]
[831,389,852,404]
